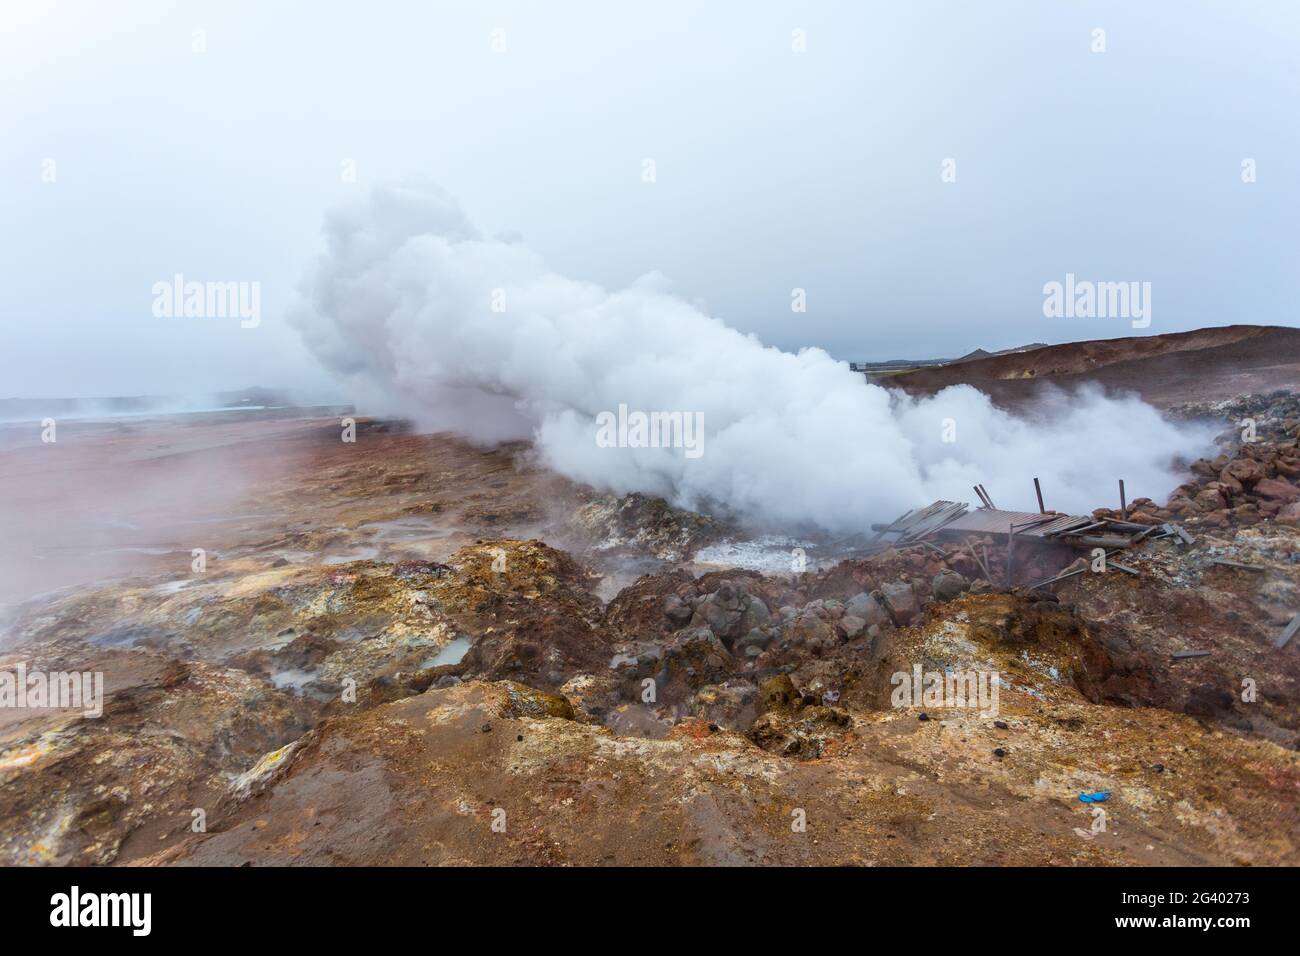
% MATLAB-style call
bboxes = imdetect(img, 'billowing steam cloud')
[290,181,1209,532]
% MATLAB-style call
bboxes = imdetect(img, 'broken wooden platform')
[871,499,1189,552]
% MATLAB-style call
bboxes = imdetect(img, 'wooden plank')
[1063,534,1139,549]
[1051,520,1104,537]
[1210,559,1267,572]
[1276,613,1300,650]
[1101,519,1154,532]
[1171,650,1210,660]
[885,508,919,531]
[873,504,946,541]
[1012,514,1059,532]
[1174,525,1195,545]
[1108,560,1139,575]
[897,502,969,543]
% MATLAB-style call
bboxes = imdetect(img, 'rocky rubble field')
[1,397,1298,866]
[1133,391,1300,529]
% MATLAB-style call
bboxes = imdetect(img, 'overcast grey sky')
[1,0,1297,399]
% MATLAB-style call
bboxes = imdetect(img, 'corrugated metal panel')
[938,509,1092,539]
[1026,514,1097,537]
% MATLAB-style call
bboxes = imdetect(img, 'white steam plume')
[289,181,1209,531]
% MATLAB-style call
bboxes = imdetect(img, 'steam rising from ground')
[290,182,1209,531]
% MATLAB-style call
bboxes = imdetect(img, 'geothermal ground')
[1,334,1298,867]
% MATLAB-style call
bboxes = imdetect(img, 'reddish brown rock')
[1254,477,1300,501]
[1218,473,1244,495]
[1221,458,1267,487]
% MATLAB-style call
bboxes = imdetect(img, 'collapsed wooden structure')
[866,481,1300,656]
[867,479,1197,591]
[870,499,1191,552]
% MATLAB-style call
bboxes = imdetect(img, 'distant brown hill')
[886,325,1300,408]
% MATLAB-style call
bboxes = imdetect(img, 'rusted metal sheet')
[1210,558,1265,572]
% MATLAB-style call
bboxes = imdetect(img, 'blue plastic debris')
[1078,791,1111,803]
